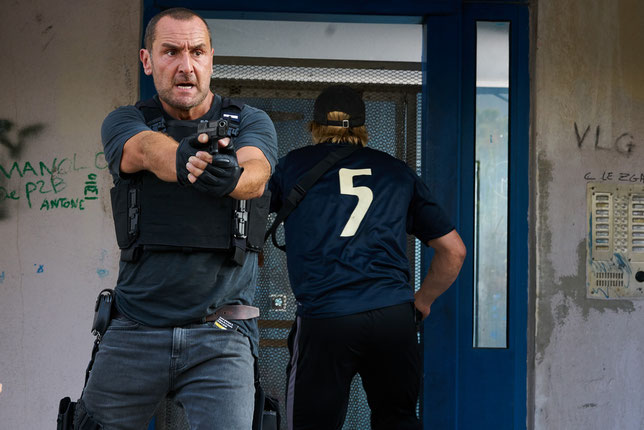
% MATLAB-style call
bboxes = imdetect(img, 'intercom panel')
[587,182,644,299]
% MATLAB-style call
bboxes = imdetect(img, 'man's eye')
[194,50,203,56]
[166,50,176,56]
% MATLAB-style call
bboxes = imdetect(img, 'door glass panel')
[473,21,509,348]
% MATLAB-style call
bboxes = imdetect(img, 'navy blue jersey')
[269,142,454,318]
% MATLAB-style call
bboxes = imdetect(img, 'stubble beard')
[155,77,209,113]
[150,56,209,113]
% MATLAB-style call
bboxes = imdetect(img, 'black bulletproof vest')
[109,96,270,262]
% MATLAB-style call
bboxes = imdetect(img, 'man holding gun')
[73,8,277,429]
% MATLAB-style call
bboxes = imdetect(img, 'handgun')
[195,118,240,154]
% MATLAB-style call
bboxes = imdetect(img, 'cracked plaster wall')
[2,0,644,428]
[0,1,140,428]
[533,0,644,428]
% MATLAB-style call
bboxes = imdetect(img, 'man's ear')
[140,49,152,76]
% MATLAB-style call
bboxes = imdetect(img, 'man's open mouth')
[176,83,195,89]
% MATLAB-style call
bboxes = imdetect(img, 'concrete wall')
[0,1,140,428]
[2,0,644,429]
[533,0,644,428]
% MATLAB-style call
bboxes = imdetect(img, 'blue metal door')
[423,4,530,429]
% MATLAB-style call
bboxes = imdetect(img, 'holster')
[57,397,75,430]
[91,289,114,340]
[73,400,103,430]
[57,290,113,429]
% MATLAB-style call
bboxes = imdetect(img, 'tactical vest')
[109,96,270,263]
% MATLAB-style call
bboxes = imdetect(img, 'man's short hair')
[144,8,212,51]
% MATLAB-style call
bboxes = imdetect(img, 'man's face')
[140,16,213,118]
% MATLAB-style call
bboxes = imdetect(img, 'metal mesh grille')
[156,60,422,430]
[213,63,422,86]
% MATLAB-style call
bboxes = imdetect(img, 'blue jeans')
[79,315,255,429]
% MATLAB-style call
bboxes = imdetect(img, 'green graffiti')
[0,152,106,179]
[95,152,108,169]
[39,197,85,211]
[0,186,19,202]
[25,176,66,208]
[1,151,106,212]
[0,161,22,179]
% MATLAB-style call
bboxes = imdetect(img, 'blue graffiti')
[34,264,44,273]
[592,253,632,276]
[612,253,632,275]
[96,268,109,278]
[591,288,610,299]
[0,271,4,283]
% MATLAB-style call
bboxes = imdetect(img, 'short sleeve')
[268,156,286,213]
[101,106,150,178]
[406,173,455,243]
[235,106,278,172]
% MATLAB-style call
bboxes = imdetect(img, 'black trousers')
[286,303,422,430]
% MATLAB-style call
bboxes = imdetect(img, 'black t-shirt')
[101,95,277,353]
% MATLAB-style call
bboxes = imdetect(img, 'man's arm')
[230,146,271,199]
[120,130,180,182]
[414,229,466,319]
[185,142,271,200]
[223,106,276,199]
[101,105,183,183]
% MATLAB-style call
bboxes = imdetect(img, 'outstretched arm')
[185,143,271,200]
[226,145,271,199]
[120,130,180,182]
[414,229,467,319]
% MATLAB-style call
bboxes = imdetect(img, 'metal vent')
[213,64,422,85]
[594,272,625,289]
[212,57,422,87]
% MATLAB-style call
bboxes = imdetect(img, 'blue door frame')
[141,2,530,429]
[424,3,529,429]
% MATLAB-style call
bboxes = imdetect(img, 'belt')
[204,305,260,321]
[111,305,260,324]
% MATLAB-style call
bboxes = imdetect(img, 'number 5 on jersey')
[338,168,373,237]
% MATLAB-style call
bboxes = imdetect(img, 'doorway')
[215,61,423,428]
[152,18,426,430]
[141,4,532,428]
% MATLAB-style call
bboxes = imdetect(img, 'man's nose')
[177,51,194,75]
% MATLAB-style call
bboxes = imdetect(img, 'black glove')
[176,134,242,196]
[176,134,202,186]
[192,152,243,197]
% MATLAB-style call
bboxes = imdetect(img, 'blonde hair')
[308,111,368,146]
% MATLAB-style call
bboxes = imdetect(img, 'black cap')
[313,85,365,128]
